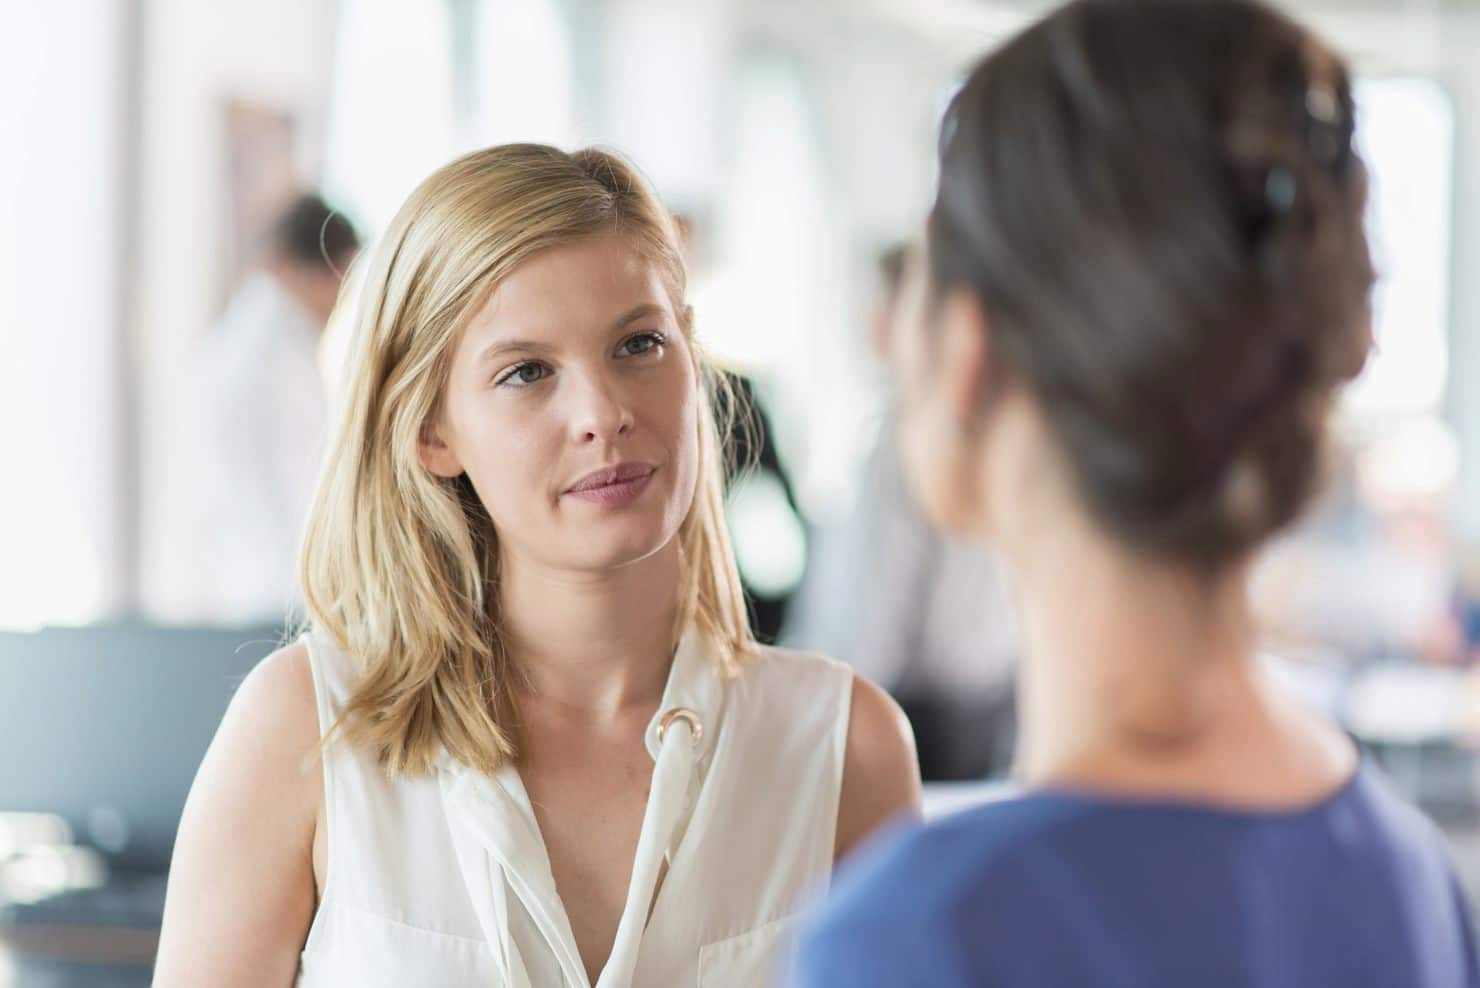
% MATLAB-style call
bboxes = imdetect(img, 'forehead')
[465,234,674,346]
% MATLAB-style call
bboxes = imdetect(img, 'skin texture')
[154,235,920,987]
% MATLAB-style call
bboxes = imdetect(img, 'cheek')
[893,292,983,533]
[451,393,560,523]
[891,261,932,386]
[675,397,701,507]
[628,356,702,526]
[897,364,976,535]
[896,395,943,520]
[657,364,701,483]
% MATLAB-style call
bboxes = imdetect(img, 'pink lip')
[564,463,657,508]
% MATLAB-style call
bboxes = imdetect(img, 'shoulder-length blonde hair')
[299,145,753,777]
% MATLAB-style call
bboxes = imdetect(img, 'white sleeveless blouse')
[295,628,854,987]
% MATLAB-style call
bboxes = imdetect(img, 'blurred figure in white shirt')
[786,245,1020,780]
[190,194,360,625]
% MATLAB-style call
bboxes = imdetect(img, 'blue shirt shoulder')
[795,764,1480,988]
[797,795,1099,986]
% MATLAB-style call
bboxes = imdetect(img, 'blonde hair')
[299,145,753,777]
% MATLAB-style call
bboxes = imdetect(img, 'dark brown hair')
[928,0,1374,567]
[271,193,361,272]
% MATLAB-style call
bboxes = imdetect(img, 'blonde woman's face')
[422,234,701,573]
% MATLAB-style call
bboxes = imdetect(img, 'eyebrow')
[477,303,670,364]
[612,303,668,330]
[477,338,553,364]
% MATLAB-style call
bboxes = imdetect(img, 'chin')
[899,449,947,526]
[917,490,962,534]
[568,516,678,573]
[908,465,989,541]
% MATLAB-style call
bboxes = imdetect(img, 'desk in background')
[0,624,279,984]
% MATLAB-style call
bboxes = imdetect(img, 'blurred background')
[5,0,1480,982]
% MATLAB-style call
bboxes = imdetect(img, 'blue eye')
[497,361,549,388]
[622,332,666,357]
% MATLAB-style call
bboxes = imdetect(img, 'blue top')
[795,762,1478,987]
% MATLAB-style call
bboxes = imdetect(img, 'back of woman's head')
[928,0,1374,567]
[299,145,750,776]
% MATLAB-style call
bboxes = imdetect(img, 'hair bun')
[927,0,1374,566]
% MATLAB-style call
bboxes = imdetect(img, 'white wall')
[1439,15,1480,545]
[794,22,962,510]
[0,1,124,628]
[593,0,735,210]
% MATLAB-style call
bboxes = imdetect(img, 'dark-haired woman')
[794,1,1479,985]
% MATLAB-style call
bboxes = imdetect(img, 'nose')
[568,369,634,445]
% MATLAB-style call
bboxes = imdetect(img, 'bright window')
[0,3,122,630]
[1346,78,1455,421]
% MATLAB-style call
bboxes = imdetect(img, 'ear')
[937,287,992,428]
[417,420,464,478]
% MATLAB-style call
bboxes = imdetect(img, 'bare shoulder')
[229,638,320,748]
[153,639,323,986]
[203,638,323,792]
[730,646,921,860]
[835,674,923,863]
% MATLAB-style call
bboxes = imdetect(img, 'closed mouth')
[565,463,657,494]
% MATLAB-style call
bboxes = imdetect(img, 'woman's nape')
[898,281,1354,807]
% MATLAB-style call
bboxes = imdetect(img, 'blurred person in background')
[673,213,807,644]
[156,145,919,987]
[795,1,1478,985]
[787,244,1020,780]
[191,193,360,625]
[712,370,804,642]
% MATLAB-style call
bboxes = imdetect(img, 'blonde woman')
[154,145,921,987]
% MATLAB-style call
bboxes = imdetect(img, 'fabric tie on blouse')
[435,634,717,988]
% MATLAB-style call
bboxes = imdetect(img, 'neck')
[499,539,682,719]
[1005,500,1269,790]
[974,397,1353,805]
